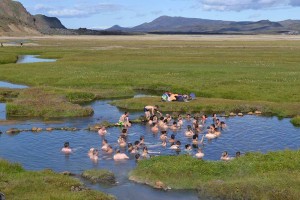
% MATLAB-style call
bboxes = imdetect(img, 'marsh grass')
[0,159,115,200]
[130,150,300,200]
[0,88,19,102]
[6,88,93,118]
[81,169,116,185]
[0,37,299,118]
[291,116,300,126]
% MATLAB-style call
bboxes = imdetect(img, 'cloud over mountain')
[199,0,300,11]
[33,3,123,18]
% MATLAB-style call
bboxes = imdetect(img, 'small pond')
[16,55,56,64]
[0,81,28,89]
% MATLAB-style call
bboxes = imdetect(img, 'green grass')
[0,36,299,118]
[130,150,300,200]
[6,87,93,118]
[0,159,115,200]
[81,169,116,184]
[291,116,300,126]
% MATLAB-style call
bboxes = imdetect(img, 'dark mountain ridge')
[107,16,300,35]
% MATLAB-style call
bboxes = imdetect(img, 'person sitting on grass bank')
[117,112,131,127]
[144,105,161,120]
[61,142,72,153]
[113,149,129,160]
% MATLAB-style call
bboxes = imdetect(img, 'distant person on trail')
[144,105,161,120]
[0,43,3,47]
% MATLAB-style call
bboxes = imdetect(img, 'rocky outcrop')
[81,169,116,185]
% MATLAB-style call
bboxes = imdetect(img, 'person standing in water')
[144,105,161,120]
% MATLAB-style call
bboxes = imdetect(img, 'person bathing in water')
[113,149,129,160]
[98,126,107,136]
[144,105,161,120]
[61,142,72,153]
[88,148,99,161]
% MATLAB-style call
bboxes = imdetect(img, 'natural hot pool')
[0,100,299,199]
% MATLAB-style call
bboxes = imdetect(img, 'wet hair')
[116,149,121,153]
[143,146,148,151]
[192,134,198,140]
[128,143,133,148]
[236,151,241,157]
[221,121,226,124]
[149,116,154,121]
[134,141,140,146]
[93,149,98,155]
[185,144,191,149]
[122,129,127,134]
[222,151,228,156]
[125,111,128,115]
[159,116,164,121]
[140,136,144,140]
[161,130,167,134]
[163,119,168,123]
[176,141,181,145]
[171,134,175,139]
[135,153,141,160]
[152,122,157,126]
[107,145,112,150]
[103,139,108,143]
[210,124,216,128]
[173,121,177,125]
[64,142,69,148]
[187,125,192,130]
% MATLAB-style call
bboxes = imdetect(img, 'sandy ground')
[1,34,300,42]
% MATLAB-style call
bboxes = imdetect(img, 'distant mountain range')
[107,16,300,34]
[0,0,299,36]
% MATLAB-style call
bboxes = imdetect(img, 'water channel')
[0,55,299,200]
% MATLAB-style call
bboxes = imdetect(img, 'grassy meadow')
[0,35,299,118]
[130,150,300,200]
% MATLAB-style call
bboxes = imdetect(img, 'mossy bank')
[0,159,115,200]
[130,150,300,200]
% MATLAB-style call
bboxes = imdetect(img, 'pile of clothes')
[161,92,196,102]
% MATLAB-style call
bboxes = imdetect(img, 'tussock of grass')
[82,169,116,185]
[66,91,96,103]
[6,88,93,118]
[291,116,300,126]
[0,88,20,102]
[130,150,300,199]
[0,159,115,200]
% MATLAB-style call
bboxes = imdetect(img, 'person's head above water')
[64,142,69,148]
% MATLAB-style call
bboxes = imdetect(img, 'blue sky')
[17,0,300,29]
